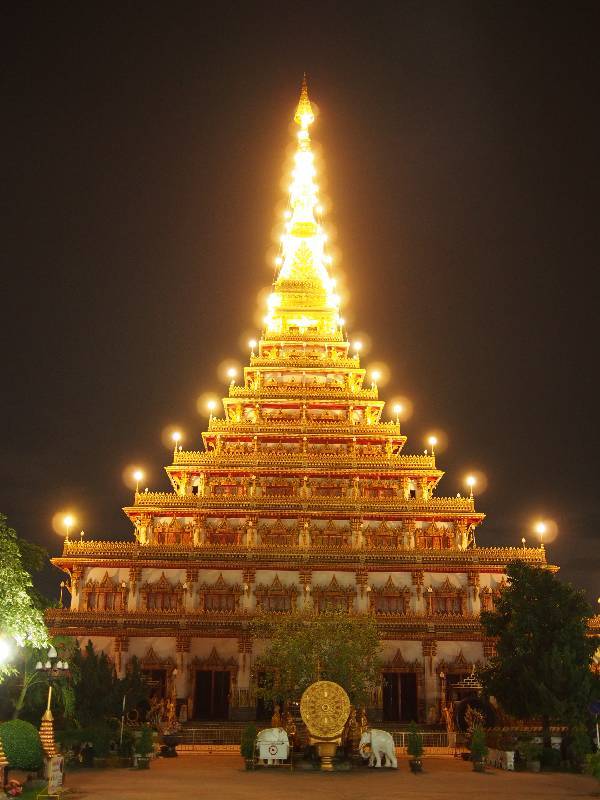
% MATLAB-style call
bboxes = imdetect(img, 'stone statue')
[271,703,282,727]
[358,729,397,768]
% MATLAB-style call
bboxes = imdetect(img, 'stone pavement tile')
[63,755,597,800]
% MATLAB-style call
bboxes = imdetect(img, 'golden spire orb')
[294,74,314,128]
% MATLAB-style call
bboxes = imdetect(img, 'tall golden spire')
[264,78,341,337]
[294,74,314,127]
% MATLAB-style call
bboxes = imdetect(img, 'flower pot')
[526,760,540,773]
[136,756,151,770]
[473,759,486,772]
[409,758,423,773]
[244,758,254,770]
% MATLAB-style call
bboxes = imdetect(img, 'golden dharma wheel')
[300,680,351,740]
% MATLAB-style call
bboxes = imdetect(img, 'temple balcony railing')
[54,539,549,565]
[250,355,359,368]
[172,450,435,469]
[44,607,482,624]
[206,419,401,435]
[131,491,476,513]
[227,384,378,400]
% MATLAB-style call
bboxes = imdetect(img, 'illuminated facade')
[48,81,551,723]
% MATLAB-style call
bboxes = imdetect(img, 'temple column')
[242,568,255,613]
[355,569,369,613]
[128,568,141,611]
[299,569,312,610]
[467,571,480,614]
[231,635,254,721]
[351,517,364,549]
[185,569,198,611]
[114,636,129,678]
[421,639,438,724]
[411,570,424,613]
[70,567,83,610]
[175,635,191,712]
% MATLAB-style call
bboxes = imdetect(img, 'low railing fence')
[177,726,449,749]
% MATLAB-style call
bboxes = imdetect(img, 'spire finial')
[294,73,314,128]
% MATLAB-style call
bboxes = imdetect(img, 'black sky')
[1,2,598,602]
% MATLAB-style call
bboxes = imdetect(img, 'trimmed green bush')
[137,725,153,757]
[0,719,44,771]
[470,726,488,761]
[240,724,257,760]
[407,721,423,759]
[88,723,112,758]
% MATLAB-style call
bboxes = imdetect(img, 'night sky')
[2,3,598,602]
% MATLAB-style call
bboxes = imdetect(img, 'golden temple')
[48,80,552,724]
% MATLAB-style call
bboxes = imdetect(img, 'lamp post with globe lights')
[428,436,437,457]
[35,645,70,757]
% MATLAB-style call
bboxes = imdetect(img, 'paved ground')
[62,755,598,799]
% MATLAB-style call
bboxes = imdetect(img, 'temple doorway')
[382,672,418,722]
[193,669,230,720]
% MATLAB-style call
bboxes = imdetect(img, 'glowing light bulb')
[466,475,476,497]
[275,256,283,266]
[248,339,257,350]
[535,521,546,535]
[393,404,402,415]
[353,341,362,352]
[133,469,144,492]
[0,638,11,665]
[172,431,181,444]
[428,436,438,454]
[371,370,381,383]
[207,401,216,412]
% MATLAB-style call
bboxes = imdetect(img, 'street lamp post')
[35,646,70,758]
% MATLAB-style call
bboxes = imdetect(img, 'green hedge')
[0,720,44,771]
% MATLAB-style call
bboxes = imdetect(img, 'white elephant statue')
[256,727,290,764]
[359,729,398,768]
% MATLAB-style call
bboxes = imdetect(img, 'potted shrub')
[89,724,111,768]
[118,728,134,767]
[470,726,488,772]
[407,722,423,773]
[240,724,257,770]
[519,740,542,772]
[136,726,154,769]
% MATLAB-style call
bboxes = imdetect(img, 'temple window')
[83,573,127,612]
[205,525,241,545]
[254,575,298,612]
[365,523,400,549]
[416,523,454,550]
[312,576,355,613]
[154,521,193,545]
[258,521,295,546]
[198,573,242,613]
[370,577,411,615]
[140,573,184,612]
[426,578,467,616]
[311,524,350,548]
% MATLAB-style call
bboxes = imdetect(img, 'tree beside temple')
[251,610,382,706]
[0,515,48,682]
[480,560,599,745]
